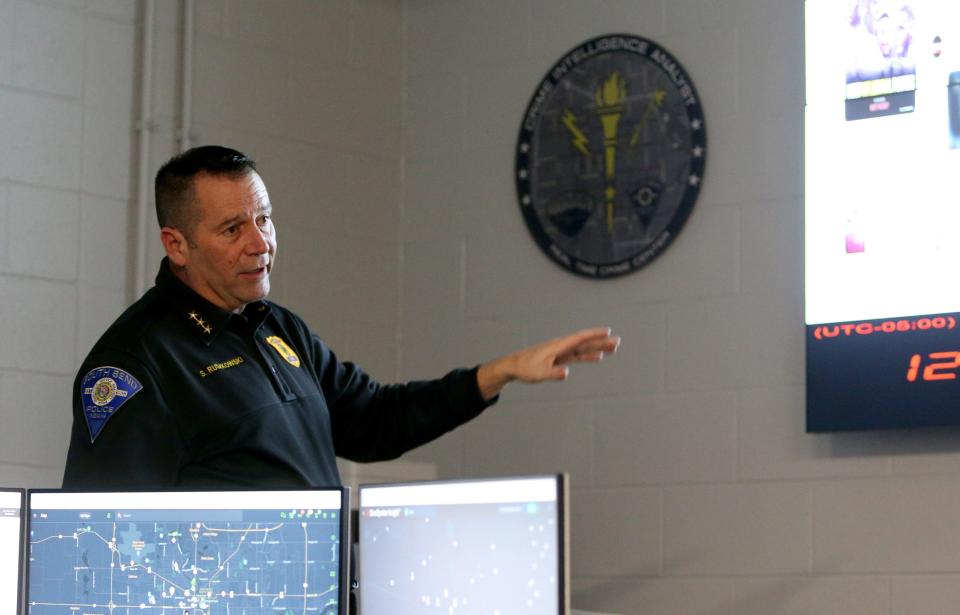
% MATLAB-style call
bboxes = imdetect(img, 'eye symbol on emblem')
[630,181,664,232]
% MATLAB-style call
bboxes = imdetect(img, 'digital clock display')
[805,0,960,431]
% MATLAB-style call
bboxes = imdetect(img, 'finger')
[572,337,620,354]
[549,327,615,354]
[567,326,614,342]
[534,365,570,381]
[577,351,606,363]
[557,350,606,365]
[553,336,620,363]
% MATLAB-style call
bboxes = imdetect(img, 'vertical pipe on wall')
[179,0,194,152]
[134,0,156,299]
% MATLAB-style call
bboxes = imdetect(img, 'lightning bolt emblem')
[561,109,590,157]
[630,87,667,148]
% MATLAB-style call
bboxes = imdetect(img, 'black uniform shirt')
[62,260,494,489]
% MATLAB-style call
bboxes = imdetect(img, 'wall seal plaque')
[516,34,707,278]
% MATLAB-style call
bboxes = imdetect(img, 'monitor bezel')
[358,474,569,615]
[0,488,25,615]
[25,487,350,615]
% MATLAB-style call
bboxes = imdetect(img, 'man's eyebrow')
[215,214,246,230]
[214,205,272,230]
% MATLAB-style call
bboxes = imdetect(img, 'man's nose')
[245,225,271,255]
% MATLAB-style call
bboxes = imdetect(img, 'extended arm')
[475,327,620,401]
[323,327,619,462]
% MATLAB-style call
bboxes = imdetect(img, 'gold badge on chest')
[266,335,301,368]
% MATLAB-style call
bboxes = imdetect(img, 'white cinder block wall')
[5,0,960,613]
[0,0,140,487]
[398,1,960,614]
[188,0,404,382]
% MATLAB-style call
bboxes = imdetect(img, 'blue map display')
[27,510,342,615]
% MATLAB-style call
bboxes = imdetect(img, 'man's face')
[873,1,913,58]
[176,171,277,312]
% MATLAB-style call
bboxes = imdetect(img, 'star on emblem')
[692,145,704,158]
[688,174,701,186]
[202,325,212,335]
[691,118,702,130]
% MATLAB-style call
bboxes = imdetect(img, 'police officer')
[63,146,619,488]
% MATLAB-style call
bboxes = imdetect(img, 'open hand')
[477,327,620,400]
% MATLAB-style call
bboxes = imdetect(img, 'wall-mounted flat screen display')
[359,475,568,614]
[806,0,960,431]
[26,489,348,615]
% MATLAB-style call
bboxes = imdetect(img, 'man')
[63,146,618,488]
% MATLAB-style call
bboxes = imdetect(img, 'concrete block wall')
[189,0,404,382]
[0,0,138,488]
[397,0,960,613]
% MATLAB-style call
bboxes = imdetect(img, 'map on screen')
[26,490,347,615]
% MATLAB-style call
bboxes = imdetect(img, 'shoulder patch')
[80,366,143,443]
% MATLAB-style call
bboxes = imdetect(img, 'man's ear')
[160,227,189,267]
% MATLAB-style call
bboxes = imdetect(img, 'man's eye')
[258,215,271,227]
[224,225,238,236]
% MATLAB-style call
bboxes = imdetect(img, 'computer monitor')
[25,488,349,615]
[359,475,569,614]
[0,488,25,615]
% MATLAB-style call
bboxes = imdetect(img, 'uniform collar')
[155,258,271,346]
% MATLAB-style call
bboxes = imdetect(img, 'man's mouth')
[240,265,269,278]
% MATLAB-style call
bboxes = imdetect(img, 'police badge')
[80,366,143,442]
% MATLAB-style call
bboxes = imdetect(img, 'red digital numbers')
[906,352,960,382]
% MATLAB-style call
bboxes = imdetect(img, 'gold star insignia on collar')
[188,311,212,334]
